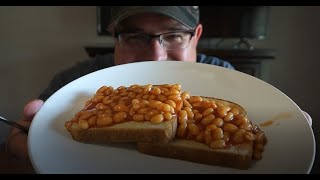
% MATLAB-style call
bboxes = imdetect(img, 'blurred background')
[0,6,319,172]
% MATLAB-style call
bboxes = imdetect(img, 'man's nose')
[144,38,167,61]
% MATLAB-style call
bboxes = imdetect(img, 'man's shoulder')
[196,53,235,70]
[38,53,115,101]
[77,53,114,68]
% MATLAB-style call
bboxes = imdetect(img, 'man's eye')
[163,33,184,41]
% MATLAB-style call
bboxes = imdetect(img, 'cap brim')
[107,7,196,31]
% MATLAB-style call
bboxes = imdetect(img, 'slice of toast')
[137,96,257,170]
[137,139,253,170]
[65,84,182,144]
[67,118,177,144]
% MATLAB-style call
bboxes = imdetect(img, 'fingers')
[23,99,44,121]
[9,99,43,139]
[6,99,43,161]
[6,128,30,160]
[6,120,31,160]
[9,119,31,138]
[7,120,31,160]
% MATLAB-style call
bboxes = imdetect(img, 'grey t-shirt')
[38,53,234,101]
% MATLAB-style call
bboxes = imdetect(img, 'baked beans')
[65,84,184,132]
[177,95,267,161]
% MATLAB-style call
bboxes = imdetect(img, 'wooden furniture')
[84,46,276,82]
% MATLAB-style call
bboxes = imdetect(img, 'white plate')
[28,61,315,174]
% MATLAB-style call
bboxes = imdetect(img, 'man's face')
[112,13,203,65]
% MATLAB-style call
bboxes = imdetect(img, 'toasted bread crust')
[68,118,177,144]
[137,139,253,170]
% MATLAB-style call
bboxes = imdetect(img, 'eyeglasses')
[114,30,195,50]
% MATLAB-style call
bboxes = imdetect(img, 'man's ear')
[193,24,202,46]
[192,24,202,47]
[195,23,203,40]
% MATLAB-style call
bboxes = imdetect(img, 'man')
[7,6,311,172]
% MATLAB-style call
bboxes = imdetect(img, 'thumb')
[23,99,44,121]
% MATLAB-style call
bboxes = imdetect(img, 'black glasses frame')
[114,30,195,49]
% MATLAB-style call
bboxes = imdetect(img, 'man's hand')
[6,99,44,160]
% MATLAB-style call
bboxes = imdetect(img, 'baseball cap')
[107,6,199,31]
